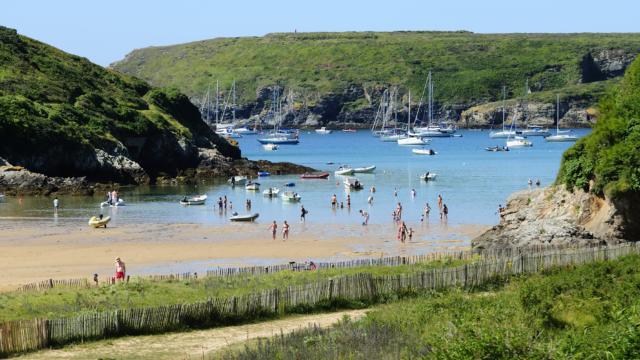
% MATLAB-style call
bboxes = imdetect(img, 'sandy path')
[17,309,368,360]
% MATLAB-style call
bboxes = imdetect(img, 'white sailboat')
[412,71,452,138]
[398,91,429,145]
[505,109,532,148]
[545,94,579,142]
[489,86,517,139]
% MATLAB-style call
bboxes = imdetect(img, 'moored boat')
[353,165,376,173]
[301,172,330,179]
[257,137,299,145]
[397,136,428,145]
[545,94,579,143]
[420,173,438,181]
[245,182,260,191]
[180,195,207,205]
[344,177,364,190]
[88,216,111,228]
[263,187,280,196]
[412,148,437,155]
[334,166,355,176]
[257,171,270,177]
[485,145,510,152]
[506,136,533,148]
[228,176,248,185]
[100,199,126,207]
[230,212,260,222]
[282,191,302,202]
[315,127,332,135]
[262,143,279,151]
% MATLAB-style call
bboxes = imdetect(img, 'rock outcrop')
[472,186,629,252]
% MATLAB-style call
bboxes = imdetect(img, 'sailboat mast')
[215,80,219,124]
[502,85,506,132]
[232,80,236,122]
[556,93,560,135]
[428,71,433,126]
[407,90,411,132]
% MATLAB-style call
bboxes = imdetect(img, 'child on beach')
[269,221,277,240]
[282,220,290,240]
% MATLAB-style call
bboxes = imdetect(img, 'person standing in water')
[411,189,416,198]
[53,197,59,212]
[367,195,374,204]
[282,220,290,240]
[424,203,431,218]
[346,194,351,208]
[331,194,337,208]
[269,221,278,240]
[437,194,443,210]
[359,209,369,225]
[300,205,308,222]
[442,204,449,220]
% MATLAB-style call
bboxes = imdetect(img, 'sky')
[1,0,638,66]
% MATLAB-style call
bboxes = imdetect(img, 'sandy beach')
[0,220,486,290]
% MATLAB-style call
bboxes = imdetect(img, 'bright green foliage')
[113,31,640,105]
[0,26,235,178]
[557,57,640,198]
[221,255,640,359]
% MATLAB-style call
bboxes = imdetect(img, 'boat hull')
[230,213,260,222]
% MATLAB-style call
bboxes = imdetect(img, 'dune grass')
[218,254,640,359]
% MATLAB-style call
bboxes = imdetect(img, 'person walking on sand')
[359,209,369,225]
[331,194,337,208]
[282,220,290,240]
[114,257,126,281]
[269,221,278,240]
[53,197,59,212]
[300,205,308,222]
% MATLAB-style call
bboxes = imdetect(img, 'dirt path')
[17,309,368,360]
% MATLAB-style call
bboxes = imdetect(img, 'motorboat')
[228,176,248,186]
[485,145,510,152]
[489,130,518,139]
[545,133,579,142]
[216,127,243,138]
[282,191,302,202]
[257,171,270,177]
[100,198,125,207]
[245,182,260,191]
[397,136,428,145]
[420,173,438,181]
[262,143,279,151]
[334,166,355,176]
[300,172,330,179]
[522,126,551,137]
[263,187,280,197]
[344,177,364,190]
[315,127,332,135]
[180,195,207,205]
[88,216,111,228]
[257,137,299,145]
[506,136,533,148]
[230,213,260,222]
[412,148,437,155]
[353,165,376,174]
[342,129,357,133]
[380,133,406,142]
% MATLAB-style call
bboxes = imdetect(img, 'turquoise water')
[0,129,590,228]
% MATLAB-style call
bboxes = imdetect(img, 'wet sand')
[0,220,486,291]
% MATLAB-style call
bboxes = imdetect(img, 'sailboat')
[489,86,517,139]
[520,80,551,137]
[257,87,299,145]
[505,109,533,148]
[378,87,406,141]
[412,71,452,137]
[398,91,429,145]
[545,94,579,142]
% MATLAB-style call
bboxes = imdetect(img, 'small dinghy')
[180,195,207,205]
[353,165,376,174]
[245,182,260,191]
[263,187,280,197]
[344,177,364,190]
[485,145,509,152]
[284,182,296,187]
[88,216,111,228]
[228,176,248,186]
[412,148,437,155]
[230,212,260,222]
[263,143,279,151]
[334,166,354,176]
[420,173,438,181]
[100,199,125,207]
[300,172,330,179]
[257,171,271,177]
[282,191,302,202]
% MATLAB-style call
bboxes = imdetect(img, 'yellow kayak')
[88,216,111,228]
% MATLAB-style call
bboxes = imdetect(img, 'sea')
[0,129,590,229]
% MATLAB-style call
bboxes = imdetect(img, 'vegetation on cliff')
[113,31,640,115]
[0,26,239,182]
[558,57,640,199]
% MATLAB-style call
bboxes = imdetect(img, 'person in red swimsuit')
[115,257,126,281]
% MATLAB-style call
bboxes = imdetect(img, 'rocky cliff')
[112,32,640,128]
[0,27,310,195]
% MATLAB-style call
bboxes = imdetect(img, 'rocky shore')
[472,186,633,252]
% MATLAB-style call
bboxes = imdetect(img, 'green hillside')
[113,31,640,108]
[0,26,238,182]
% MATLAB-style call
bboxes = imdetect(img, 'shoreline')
[0,221,486,291]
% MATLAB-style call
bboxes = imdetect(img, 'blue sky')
[1,0,638,66]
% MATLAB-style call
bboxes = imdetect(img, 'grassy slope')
[0,259,464,321]
[220,254,640,359]
[557,57,640,198]
[0,26,237,178]
[113,32,640,106]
